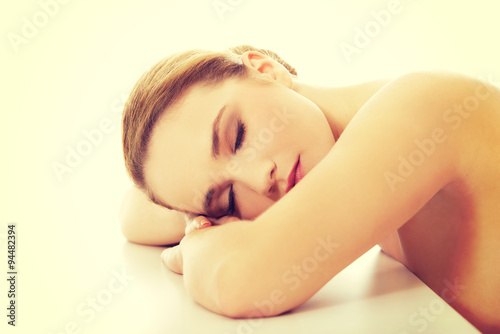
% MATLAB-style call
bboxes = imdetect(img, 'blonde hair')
[122,45,297,206]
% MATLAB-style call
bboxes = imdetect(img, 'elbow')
[217,288,292,319]
[118,187,137,242]
[118,202,153,245]
[119,216,144,244]
[119,216,139,244]
[216,293,266,319]
[216,289,259,319]
[213,263,292,319]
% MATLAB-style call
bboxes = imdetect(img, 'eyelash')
[227,120,246,216]
[233,120,246,153]
[227,184,236,216]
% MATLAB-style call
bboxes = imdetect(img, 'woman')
[120,45,500,333]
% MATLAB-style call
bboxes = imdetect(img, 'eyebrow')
[204,104,227,214]
[203,188,215,215]
[211,104,227,158]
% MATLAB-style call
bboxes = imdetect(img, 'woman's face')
[145,76,335,220]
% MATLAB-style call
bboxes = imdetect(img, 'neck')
[292,78,390,141]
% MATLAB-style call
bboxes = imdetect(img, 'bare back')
[379,79,500,332]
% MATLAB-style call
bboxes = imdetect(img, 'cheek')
[237,188,275,220]
[246,115,295,156]
[294,106,335,149]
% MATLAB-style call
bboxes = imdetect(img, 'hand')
[184,214,212,235]
[161,215,240,274]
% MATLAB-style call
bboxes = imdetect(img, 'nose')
[232,158,276,196]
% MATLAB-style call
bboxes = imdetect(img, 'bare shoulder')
[379,72,500,332]
[233,72,490,315]
[195,72,500,321]
[367,71,500,172]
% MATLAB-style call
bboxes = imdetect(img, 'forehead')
[145,81,231,213]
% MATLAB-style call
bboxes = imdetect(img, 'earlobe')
[240,51,293,88]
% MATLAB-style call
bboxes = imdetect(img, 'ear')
[240,51,293,88]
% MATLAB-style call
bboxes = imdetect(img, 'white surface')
[115,245,479,334]
[2,0,498,333]
[23,241,479,334]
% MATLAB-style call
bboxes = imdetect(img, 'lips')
[286,156,304,193]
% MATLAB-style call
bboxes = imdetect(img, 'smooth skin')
[120,52,500,333]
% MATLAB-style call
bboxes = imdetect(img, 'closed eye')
[226,120,245,216]
[233,120,246,153]
[227,184,236,216]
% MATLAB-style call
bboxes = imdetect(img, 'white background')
[1,0,498,333]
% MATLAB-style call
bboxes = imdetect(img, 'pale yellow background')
[1,0,499,333]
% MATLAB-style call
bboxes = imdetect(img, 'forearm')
[119,186,186,245]
[180,219,325,318]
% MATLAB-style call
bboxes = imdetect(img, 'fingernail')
[197,217,210,228]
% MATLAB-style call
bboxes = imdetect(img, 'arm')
[119,186,186,245]
[166,72,483,317]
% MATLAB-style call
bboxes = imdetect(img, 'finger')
[214,215,241,225]
[185,216,212,235]
[161,246,183,274]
